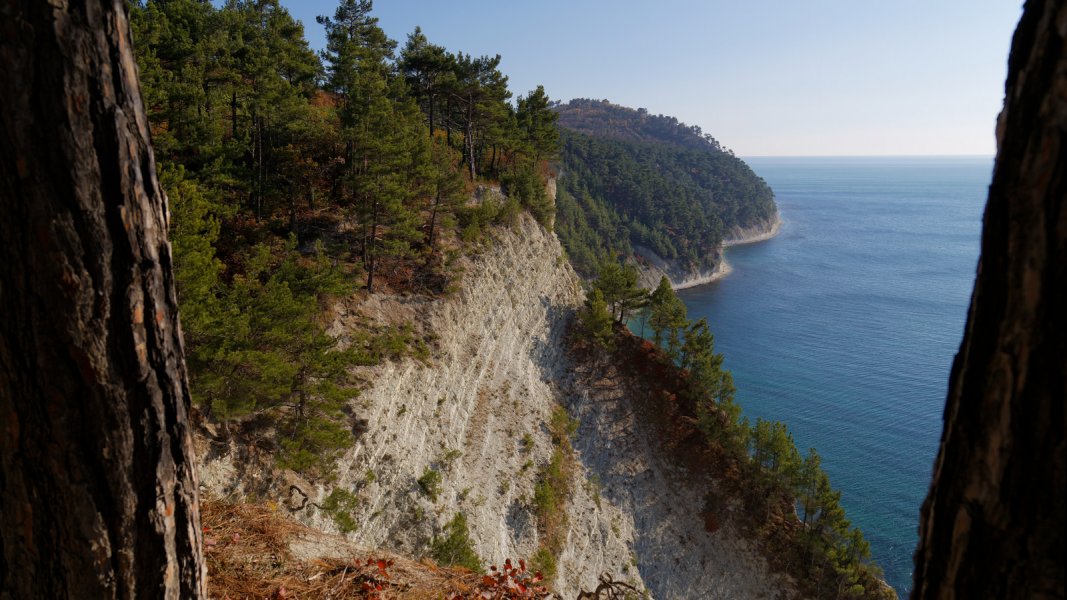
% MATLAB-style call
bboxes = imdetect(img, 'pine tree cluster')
[130,0,560,477]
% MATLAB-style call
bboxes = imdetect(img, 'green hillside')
[554,99,777,277]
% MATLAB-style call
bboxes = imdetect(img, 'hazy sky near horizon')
[280,1,1022,157]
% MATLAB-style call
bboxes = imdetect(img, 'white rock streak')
[199,211,790,599]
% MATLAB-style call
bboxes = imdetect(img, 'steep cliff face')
[633,243,728,290]
[561,358,789,598]
[724,211,782,247]
[197,211,789,598]
[307,214,643,597]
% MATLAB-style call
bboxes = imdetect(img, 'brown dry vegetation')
[200,500,646,599]
[202,500,554,599]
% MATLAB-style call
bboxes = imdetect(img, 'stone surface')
[198,212,791,598]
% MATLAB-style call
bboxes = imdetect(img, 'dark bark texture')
[0,1,205,598]
[912,1,1065,598]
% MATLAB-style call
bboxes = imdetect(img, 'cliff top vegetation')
[555,98,728,152]
[130,0,559,479]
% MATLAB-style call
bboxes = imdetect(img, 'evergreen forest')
[129,0,559,476]
[554,99,777,276]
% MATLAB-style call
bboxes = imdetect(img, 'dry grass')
[201,500,484,599]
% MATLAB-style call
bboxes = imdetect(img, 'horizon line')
[740,153,995,159]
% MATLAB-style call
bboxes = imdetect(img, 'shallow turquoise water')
[678,156,991,597]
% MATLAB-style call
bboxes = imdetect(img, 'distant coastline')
[666,211,782,290]
[724,211,782,247]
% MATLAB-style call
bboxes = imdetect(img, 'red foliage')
[348,556,396,599]
[453,558,551,599]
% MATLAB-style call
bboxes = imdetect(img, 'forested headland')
[554,99,778,277]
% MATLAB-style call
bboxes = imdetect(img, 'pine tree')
[426,138,467,253]
[451,52,511,180]
[318,0,397,184]
[581,288,615,350]
[349,70,432,291]
[229,0,323,220]
[594,261,648,323]
[516,85,560,163]
[796,447,824,528]
[130,0,227,165]
[647,275,687,357]
[163,166,228,358]
[399,27,456,137]
[317,0,395,101]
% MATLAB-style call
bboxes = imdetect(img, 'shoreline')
[670,259,733,290]
[670,212,782,290]
[724,211,782,247]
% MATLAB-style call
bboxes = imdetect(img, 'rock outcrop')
[198,211,791,598]
[306,214,643,597]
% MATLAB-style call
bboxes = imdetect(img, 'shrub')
[501,165,554,229]
[320,488,361,534]
[417,467,442,501]
[529,405,578,583]
[530,546,557,581]
[431,513,482,572]
[548,406,579,443]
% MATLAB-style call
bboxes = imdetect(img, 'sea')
[679,156,992,597]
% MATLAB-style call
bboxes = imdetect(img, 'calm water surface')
[680,156,991,597]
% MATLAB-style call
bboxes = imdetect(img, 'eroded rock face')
[561,363,789,599]
[295,214,640,596]
[633,243,728,291]
[198,212,790,598]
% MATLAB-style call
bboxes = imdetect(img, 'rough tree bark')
[0,1,205,598]
[912,1,1065,598]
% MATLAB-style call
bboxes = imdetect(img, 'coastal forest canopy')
[554,99,778,276]
[128,0,558,475]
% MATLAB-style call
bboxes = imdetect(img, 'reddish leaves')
[466,558,549,599]
[350,556,396,599]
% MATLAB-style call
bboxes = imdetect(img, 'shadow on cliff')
[551,323,782,599]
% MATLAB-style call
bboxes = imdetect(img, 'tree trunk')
[427,190,441,253]
[445,98,453,146]
[288,182,298,235]
[465,98,476,181]
[428,93,435,138]
[0,2,206,598]
[253,113,262,218]
[231,88,238,140]
[911,1,1066,598]
[367,192,380,293]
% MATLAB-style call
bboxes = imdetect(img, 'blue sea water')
[679,156,991,598]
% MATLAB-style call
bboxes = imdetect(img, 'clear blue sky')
[281,0,1022,157]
